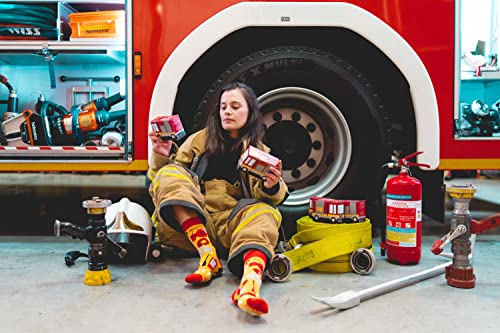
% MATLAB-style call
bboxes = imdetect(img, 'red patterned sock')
[182,217,222,284]
[232,249,268,316]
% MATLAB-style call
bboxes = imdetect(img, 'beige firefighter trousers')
[149,163,282,276]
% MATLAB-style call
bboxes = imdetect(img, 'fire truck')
[309,196,366,223]
[0,0,498,222]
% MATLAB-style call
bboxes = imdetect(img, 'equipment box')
[68,10,125,40]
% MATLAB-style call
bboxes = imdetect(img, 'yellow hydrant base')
[84,268,112,286]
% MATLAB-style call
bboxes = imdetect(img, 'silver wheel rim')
[258,87,352,206]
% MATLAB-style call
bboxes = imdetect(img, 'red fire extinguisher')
[380,152,430,265]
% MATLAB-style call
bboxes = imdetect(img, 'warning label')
[386,199,421,247]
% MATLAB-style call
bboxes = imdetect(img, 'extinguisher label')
[386,199,421,247]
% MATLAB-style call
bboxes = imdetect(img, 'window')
[457,0,500,139]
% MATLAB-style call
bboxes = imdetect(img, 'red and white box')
[238,145,280,179]
[150,114,186,141]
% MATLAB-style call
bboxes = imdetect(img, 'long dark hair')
[205,82,264,156]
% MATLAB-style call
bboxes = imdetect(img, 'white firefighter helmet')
[471,99,489,116]
[105,197,153,263]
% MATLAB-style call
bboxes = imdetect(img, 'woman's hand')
[263,160,282,189]
[149,130,172,157]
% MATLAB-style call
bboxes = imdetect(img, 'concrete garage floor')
[0,174,499,332]
[1,234,499,332]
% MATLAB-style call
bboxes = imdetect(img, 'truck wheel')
[189,46,389,223]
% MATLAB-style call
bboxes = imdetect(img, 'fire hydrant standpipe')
[431,185,499,289]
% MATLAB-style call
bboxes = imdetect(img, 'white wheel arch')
[149,2,439,169]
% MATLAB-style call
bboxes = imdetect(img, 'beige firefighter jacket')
[149,128,288,206]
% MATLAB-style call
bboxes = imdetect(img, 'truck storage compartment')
[0,1,130,168]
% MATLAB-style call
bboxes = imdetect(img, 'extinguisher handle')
[406,161,431,168]
[399,151,423,161]
[397,151,430,169]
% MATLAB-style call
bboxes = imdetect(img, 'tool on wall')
[431,185,499,288]
[54,197,127,286]
[0,74,19,115]
[0,93,51,146]
[60,75,121,104]
[22,92,125,146]
[380,152,430,265]
[462,51,486,77]
[1,92,126,147]
[0,74,19,145]
[458,100,500,137]
[32,46,58,88]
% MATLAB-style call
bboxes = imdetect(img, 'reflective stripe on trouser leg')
[149,164,206,231]
[226,202,281,277]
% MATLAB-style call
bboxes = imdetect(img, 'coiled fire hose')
[267,216,375,282]
[0,4,56,29]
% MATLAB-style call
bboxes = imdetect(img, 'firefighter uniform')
[148,129,288,276]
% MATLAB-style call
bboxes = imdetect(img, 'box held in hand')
[238,146,280,180]
[151,114,186,141]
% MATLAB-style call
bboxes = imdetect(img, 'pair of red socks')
[182,218,268,316]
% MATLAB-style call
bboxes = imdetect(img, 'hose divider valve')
[54,197,127,286]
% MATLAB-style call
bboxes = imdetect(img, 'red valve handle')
[431,239,444,255]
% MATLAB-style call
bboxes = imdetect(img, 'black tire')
[184,46,389,227]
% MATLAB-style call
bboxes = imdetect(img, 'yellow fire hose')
[267,216,374,281]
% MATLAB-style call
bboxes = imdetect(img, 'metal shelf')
[461,70,500,81]
[0,41,126,65]
[0,146,125,158]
